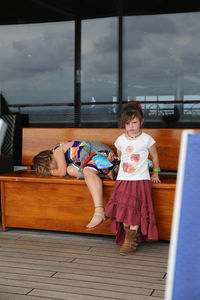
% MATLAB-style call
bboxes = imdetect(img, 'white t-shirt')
[115,132,155,181]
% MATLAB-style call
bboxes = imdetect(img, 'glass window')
[0,21,74,124]
[123,12,200,121]
[81,17,118,125]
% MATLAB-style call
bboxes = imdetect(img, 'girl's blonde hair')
[32,150,53,176]
[120,101,144,127]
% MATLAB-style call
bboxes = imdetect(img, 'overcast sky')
[0,21,74,104]
[1,11,200,105]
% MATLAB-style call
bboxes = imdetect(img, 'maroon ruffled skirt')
[105,180,158,245]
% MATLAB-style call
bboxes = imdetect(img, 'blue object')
[165,131,200,300]
[82,142,113,169]
[148,159,153,168]
[92,154,113,169]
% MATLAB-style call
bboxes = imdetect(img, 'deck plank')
[0,277,153,298]
[0,293,58,300]
[0,227,169,300]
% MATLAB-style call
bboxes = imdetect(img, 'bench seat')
[1,169,176,240]
[1,127,199,240]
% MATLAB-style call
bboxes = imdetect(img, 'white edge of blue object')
[165,130,194,300]
[0,118,7,154]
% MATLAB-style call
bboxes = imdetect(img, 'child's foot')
[86,207,107,230]
[120,228,138,256]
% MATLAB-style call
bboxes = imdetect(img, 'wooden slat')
[29,289,159,300]
[0,285,31,295]
[0,244,168,262]
[21,127,200,171]
[0,228,168,300]
[0,277,153,298]
[0,171,177,188]
[0,293,55,300]
[0,293,57,300]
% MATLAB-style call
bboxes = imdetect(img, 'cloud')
[0,21,74,80]
[1,12,200,104]
[12,28,73,72]
[0,22,75,103]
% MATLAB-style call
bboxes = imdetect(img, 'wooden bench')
[1,128,199,240]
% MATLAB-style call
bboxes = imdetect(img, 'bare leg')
[83,167,106,229]
[124,223,139,231]
[123,223,139,231]
[130,225,139,231]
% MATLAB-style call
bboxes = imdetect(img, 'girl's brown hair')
[120,101,144,127]
[32,150,53,176]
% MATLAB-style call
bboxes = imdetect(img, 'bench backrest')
[22,128,200,171]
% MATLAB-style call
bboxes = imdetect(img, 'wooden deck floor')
[0,226,169,300]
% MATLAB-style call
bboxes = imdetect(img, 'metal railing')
[6,99,200,127]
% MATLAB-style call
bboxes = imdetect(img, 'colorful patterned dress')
[53,140,119,176]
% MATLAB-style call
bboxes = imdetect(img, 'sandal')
[86,207,107,231]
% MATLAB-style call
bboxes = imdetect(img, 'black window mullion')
[118,10,123,120]
[74,18,81,127]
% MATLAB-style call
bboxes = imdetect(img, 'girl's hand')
[50,169,55,176]
[151,173,161,183]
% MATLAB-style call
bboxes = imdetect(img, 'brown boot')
[120,227,138,256]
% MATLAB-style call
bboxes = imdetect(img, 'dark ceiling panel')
[1,0,200,25]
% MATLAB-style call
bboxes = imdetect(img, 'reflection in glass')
[81,18,118,102]
[0,21,74,110]
[123,12,200,120]
[81,17,118,124]
[20,106,74,125]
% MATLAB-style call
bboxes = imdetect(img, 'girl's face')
[125,116,143,134]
